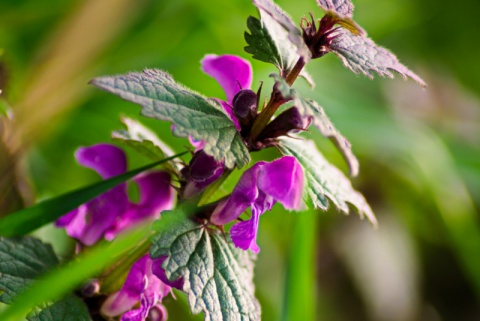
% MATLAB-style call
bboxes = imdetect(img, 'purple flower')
[201,54,253,106]
[201,54,253,131]
[101,255,170,321]
[183,150,225,198]
[56,144,174,245]
[210,156,304,253]
[177,54,253,198]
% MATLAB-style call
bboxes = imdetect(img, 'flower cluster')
[57,144,174,321]
[58,54,308,320]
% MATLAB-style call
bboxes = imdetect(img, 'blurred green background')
[1,0,479,320]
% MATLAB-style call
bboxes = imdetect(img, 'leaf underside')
[112,116,173,161]
[277,137,377,226]
[150,212,260,321]
[91,69,251,169]
[331,30,426,87]
[112,116,178,173]
[271,74,358,176]
[295,97,359,177]
[316,0,354,17]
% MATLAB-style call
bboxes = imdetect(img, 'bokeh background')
[1,0,479,320]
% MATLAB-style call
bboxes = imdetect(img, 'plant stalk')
[249,57,306,143]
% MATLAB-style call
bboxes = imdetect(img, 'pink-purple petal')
[102,256,150,317]
[59,185,129,246]
[151,256,184,290]
[201,54,253,104]
[210,162,266,225]
[75,144,127,179]
[102,255,171,321]
[105,172,173,240]
[230,207,261,253]
[257,156,304,210]
[218,100,241,131]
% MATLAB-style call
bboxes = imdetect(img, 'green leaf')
[150,211,261,321]
[316,0,364,36]
[271,74,358,176]
[90,70,250,169]
[0,237,92,320]
[245,14,314,88]
[251,0,310,61]
[0,225,148,321]
[27,295,91,321]
[112,116,174,161]
[294,97,359,177]
[277,137,377,226]
[0,151,187,237]
[0,237,58,304]
[316,0,354,17]
[330,30,426,87]
[112,116,178,173]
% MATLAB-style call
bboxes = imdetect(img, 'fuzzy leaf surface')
[245,14,298,78]
[295,97,359,177]
[0,237,58,304]
[272,74,358,176]
[316,0,354,17]
[331,30,426,87]
[150,211,260,321]
[91,70,250,168]
[27,295,91,321]
[251,0,310,60]
[245,14,314,88]
[277,137,377,226]
[112,117,178,173]
[112,116,174,161]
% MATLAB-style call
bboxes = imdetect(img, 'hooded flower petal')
[105,171,174,240]
[102,255,171,320]
[230,206,261,253]
[257,155,304,209]
[183,150,225,198]
[56,144,129,246]
[201,54,253,104]
[75,143,127,179]
[210,156,304,252]
[210,161,266,225]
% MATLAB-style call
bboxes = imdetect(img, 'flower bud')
[183,150,225,198]
[232,89,257,120]
[257,107,310,142]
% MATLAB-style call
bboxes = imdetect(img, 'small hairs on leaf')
[90,69,251,169]
[331,30,426,87]
[277,137,377,226]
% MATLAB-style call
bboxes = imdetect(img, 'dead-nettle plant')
[0,1,425,320]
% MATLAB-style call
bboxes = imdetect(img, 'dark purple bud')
[183,150,225,198]
[257,107,310,142]
[80,279,100,298]
[189,150,224,184]
[232,89,257,119]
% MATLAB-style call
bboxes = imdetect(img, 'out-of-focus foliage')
[1,0,479,320]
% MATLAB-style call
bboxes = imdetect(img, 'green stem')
[100,235,152,293]
[285,57,306,86]
[198,168,233,206]
[249,57,306,143]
